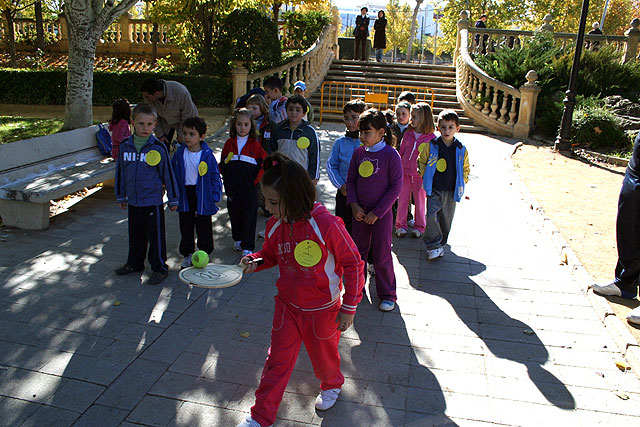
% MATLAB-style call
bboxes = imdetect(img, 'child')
[396,102,436,238]
[114,103,179,285]
[293,80,314,123]
[246,93,272,154]
[270,95,320,183]
[109,98,131,160]
[346,109,402,312]
[397,90,416,104]
[418,109,470,260]
[220,108,267,257]
[390,101,411,149]
[238,153,365,427]
[263,76,288,125]
[171,117,222,269]
[327,99,367,234]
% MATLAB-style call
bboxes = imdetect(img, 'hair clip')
[272,160,278,166]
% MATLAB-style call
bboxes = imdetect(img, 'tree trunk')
[35,1,45,51]
[3,9,17,67]
[152,22,158,63]
[202,14,213,75]
[406,0,423,63]
[63,29,97,130]
[272,2,282,23]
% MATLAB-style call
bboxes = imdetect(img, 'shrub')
[0,69,231,107]
[219,8,281,68]
[572,100,626,150]
[282,11,331,50]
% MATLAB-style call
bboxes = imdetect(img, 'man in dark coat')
[474,14,488,54]
[373,10,387,62]
[354,7,370,61]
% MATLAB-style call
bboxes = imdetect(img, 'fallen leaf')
[615,392,630,400]
[239,331,250,338]
[113,301,121,306]
[615,361,630,371]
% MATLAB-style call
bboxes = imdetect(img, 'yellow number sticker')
[225,152,234,164]
[198,161,208,176]
[145,150,161,166]
[436,158,447,172]
[294,240,322,267]
[297,137,310,150]
[359,160,374,178]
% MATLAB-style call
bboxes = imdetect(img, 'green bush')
[0,69,231,107]
[572,100,626,149]
[282,11,331,50]
[219,8,281,68]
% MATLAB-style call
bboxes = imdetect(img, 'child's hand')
[351,204,365,221]
[364,212,378,225]
[169,205,177,211]
[339,185,347,196]
[120,202,127,210]
[335,312,355,332]
[241,256,259,274]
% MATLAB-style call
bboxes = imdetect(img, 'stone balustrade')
[1,14,180,56]
[231,9,340,110]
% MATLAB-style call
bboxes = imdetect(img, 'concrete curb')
[508,146,640,377]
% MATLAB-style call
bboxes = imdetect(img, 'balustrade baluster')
[508,97,518,126]
[499,95,509,123]
[470,76,478,106]
[482,85,491,114]
[475,82,484,111]
[489,88,499,119]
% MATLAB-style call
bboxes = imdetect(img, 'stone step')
[329,65,456,80]
[309,95,462,111]
[313,81,458,98]
[332,59,455,73]
[325,71,457,88]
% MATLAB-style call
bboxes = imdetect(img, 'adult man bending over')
[140,78,198,149]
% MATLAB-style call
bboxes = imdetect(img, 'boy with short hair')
[171,117,223,269]
[418,109,470,260]
[327,99,367,233]
[115,103,179,285]
[397,91,416,104]
[263,76,288,125]
[270,94,320,183]
[293,80,314,123]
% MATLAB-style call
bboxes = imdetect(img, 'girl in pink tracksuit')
[395,102,436,238]
[239,153,365,427]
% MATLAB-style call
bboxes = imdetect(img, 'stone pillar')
[455,10,469,62]
[332,6,340,58]
[622,18,640,64]
[231,62,249,111]
[119,14,132,54]
[538,14,554,32]
[513,70,541,140]
[56,13,69,52]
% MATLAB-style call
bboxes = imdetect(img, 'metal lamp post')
[554,0,591,152]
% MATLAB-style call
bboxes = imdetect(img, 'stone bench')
[0,125,116,229]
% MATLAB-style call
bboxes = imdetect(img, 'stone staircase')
[309,59,486,133]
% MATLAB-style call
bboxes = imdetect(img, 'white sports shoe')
[236,416,271,427]
[427,247,444,260]
[411,229,422,238]
[242,249,252,257]
[590,282,622,297]
[234,241,242,251]
[395,228,407,238]
[407,219,415,228]
[181,254,193,269]
[379,300,395,312]
[627,306,640,325]
[315,388,341,411]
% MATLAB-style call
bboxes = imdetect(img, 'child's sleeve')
[463,148,470,183]
[326,139,344,189]
[160,145,179,207]
[246,221,279,270]
[345,151,359,206]
[306,128,320,180]
[417,142,430,176]
[208,154,222,204]
[326,219,364,315]
[219,139,231,177]
[115,149,126,203]
[254,141,268,185]
[371,150,403,219]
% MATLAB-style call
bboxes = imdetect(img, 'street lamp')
[554,0,591,152]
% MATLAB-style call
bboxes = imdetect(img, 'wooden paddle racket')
[178,258,264,289]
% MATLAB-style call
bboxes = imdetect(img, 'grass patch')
[0,116,63,144]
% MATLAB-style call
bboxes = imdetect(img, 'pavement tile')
[169,351,216,378]
[19,403,80,427]
[203,356,263,387]
[139,324,201,364]
[0,396,41,426]
[170,401,246,427]
[45,379,105,412]
[97,339,147,363]
[96,358,169,410]
[38,351,128,385]
[312,399,405,425]
[125,395,183,426]
[149,371,239,407]
[69,404,129,427]
[362,380,408,409]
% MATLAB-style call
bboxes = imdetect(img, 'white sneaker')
[242,249,252,257]
[379,300,395,312]
[234,241,242,251]
[427,247,444,260]
[181,254,193,269]
[627,306,640,325]
[411,229,422,238]
[237,416,271,427]
[407,219,415,228]
[590,282,622,297]
[315,388,341,411]
[395,228,407,238]
[258,230,265,238]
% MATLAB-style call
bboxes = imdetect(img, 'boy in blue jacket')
[115,103,179,285]
[171,117,222,269]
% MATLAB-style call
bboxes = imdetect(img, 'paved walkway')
[1,124,640,426]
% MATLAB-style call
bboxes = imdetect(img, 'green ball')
[192,251,209,269]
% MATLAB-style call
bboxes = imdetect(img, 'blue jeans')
[423,189,456,250]
[375,48,383,62]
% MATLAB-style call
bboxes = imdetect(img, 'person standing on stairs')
[354,7,370,61]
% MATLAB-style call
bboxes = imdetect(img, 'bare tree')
[406,0,423,63]
[62,0,139,130]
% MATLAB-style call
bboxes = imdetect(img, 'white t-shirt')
[237,135,249,154]
[183,148,202,185]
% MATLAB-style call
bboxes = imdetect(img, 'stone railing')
[456,11,540,139]
[455,11,640,139]
[231,9,341,109]
[1,14,180,56]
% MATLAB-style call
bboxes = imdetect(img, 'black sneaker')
[148,270,168,285]
[115,264,143,275]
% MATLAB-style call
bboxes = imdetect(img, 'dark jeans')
[179,185,214,256]
[227,187,259,251]
[614,169,640,297]
[335,190,353,235]
[354,36,367,61]
[127,204,168,273]
[423,190,456,250]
